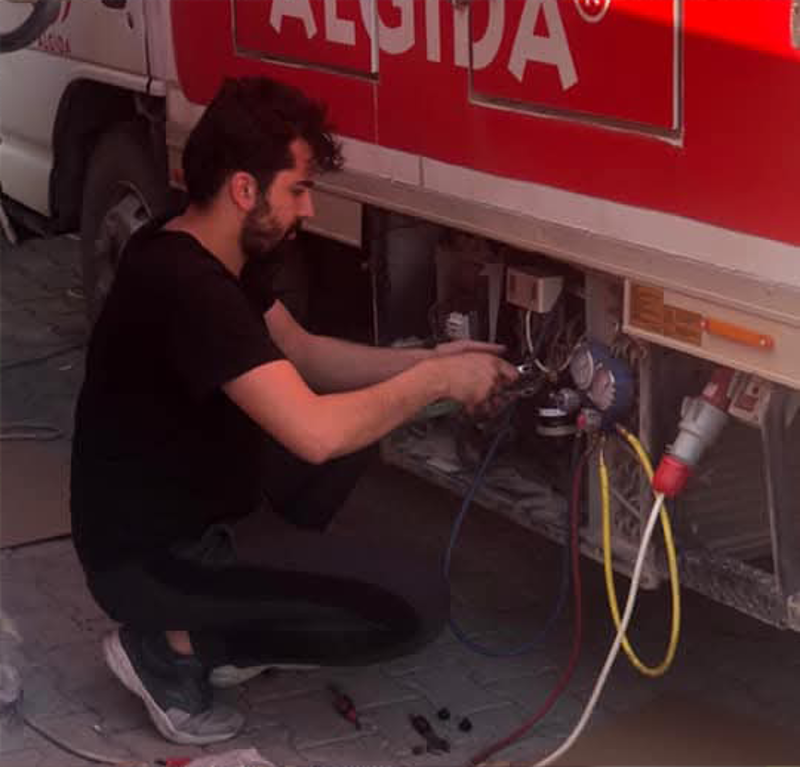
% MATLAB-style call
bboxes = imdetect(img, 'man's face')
[240,139,315,262]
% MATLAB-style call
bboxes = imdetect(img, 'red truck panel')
[470,0,676,131]
[171,0,800,245]
[171,0,376,142]
[233,0,375,75]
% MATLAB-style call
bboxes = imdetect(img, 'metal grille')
[675,421,770,560]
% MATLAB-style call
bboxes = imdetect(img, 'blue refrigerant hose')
[442,403,572,657]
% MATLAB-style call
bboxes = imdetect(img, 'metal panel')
[468,0,681,135]
[677,549,787,628]
[170,0,377,143]
[304,188,363,248]
[676,421,770,560]
[232,0,377,77]
[143,0,179,83]
[316,169,800,324]
[624,281,800,389]
[761,386,800,600]
[170,0,800,244]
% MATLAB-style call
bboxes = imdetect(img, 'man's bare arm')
[265,300,503,392]
[223,351,516,464]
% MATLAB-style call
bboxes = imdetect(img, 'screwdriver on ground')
[410,714,450,753]
[328,684,362,729]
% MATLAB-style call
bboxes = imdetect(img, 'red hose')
[468,448,590,766]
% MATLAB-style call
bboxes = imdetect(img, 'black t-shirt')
[71,227,284,574]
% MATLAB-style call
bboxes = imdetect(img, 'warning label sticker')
[629,285,665,333]
[663,306,703,345]
[629,284,703,346]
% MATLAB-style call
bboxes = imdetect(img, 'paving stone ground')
[2,233,800,766]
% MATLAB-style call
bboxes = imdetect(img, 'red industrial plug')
[653,366,738,497]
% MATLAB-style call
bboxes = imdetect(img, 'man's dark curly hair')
[182,77,343,206]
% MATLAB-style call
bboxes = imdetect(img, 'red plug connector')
[653,367,738,497]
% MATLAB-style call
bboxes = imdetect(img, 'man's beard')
[240,199,301,263]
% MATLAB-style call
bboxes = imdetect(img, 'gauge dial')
[589,367,616,411]
[569,344,595,390]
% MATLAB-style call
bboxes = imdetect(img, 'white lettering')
[374,0,415,55]
[453,2,470,68]
[355,0,379,70]
[324,0,355,45]
[509,0,577,89]
[425,0,441,63]
[331,0,579,86]
[270,0,317,39]
[473,0,505,71]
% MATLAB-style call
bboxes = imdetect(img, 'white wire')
[525,309,534,355]
[526,310,557,375]
[524,308,577,375]
[0,198,18,245]
[21,712,146,767]
[534,493,666,767]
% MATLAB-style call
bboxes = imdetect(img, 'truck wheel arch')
[50,79,166,233]
[80,120,170,322]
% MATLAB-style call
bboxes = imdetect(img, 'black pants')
[87,442,450,668]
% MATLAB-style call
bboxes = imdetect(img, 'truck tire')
[80,122,168,322]
[0,0,60,53]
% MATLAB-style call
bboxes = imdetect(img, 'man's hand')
[434,340,506,358]
[436,353,519,413]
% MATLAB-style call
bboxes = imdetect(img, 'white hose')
[534,493,666,766]
[525,309,534,355]
[0,199,18,245]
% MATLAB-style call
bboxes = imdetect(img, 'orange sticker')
[630,285,665,333]
[630,284,702,346]
[663,306,703,346]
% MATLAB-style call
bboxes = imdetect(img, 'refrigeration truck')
[2,0,800,634]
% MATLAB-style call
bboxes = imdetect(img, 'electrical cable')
[1,343,84,372]
[1,344,82,441]
[523,301,561,365]
[526,492,666,767]
[3,616,142,765]
[615,425,681,674]
[0,199,18,245]
[444,403,571,657]
[468,446,591,766]
[20,711,147,767]
[524,304,575,376]
[444,299,571,657]
[524,309,535,357]
[0,423,64,442]
[598,427,681,677]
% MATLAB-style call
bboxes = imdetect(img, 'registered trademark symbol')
[574,0,611,23]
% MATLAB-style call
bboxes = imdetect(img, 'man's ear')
[229,171,258,212]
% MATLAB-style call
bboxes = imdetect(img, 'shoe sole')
[103,631,238,746]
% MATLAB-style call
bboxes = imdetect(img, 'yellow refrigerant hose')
[598,425,681,677]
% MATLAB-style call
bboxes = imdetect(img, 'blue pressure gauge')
[568,341,634,424]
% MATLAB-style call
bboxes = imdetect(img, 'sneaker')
[102,628,245,745]
[209,662,319,689]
